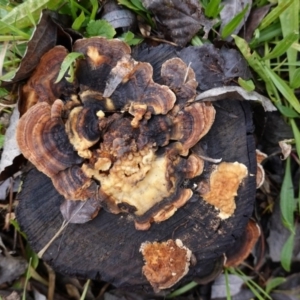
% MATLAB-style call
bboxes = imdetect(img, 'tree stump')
[16,42,256,291]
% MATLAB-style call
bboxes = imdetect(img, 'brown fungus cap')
[52,165,98,201]
[16,99,83,178]
[140,239,192,292]
[200,162,248,219]
[161,57,198,106]
[19,46,76,115]
[73,37,131,93]
[171,102,215,155]
[225,219,260,267]
[65,105,103,158]
[108,61,176,121]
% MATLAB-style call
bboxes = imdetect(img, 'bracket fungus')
[16,38,216,230]
[140,239,192,292]
[16,37,257,292]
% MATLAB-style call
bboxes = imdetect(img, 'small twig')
[38,201,87,258]
[183,62,192,83]
[145,35,178,46]
[96,282,110,300]
[45,262,56,300]
[38,220,68,258]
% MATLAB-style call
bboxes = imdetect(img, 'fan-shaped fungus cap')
[20,46,76,115]
[225,219,260,267]
[171,102,215,155]
[52,165,98,201]
[73,37,131,92]
[161,58,198,106]
[200,162,248,219]
[140,239,192,292]
[65,105,103,158]
[16,99,83,178]
[108,61,176,123]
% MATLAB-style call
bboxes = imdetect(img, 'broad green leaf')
[55,52,84,84]
[291,119,300,157]
[265,277,286,294]
[263,31,299,60]
[121,31,143,45]
[280,157,295,230]
[221,4,249,39]
[259,0,293,30]
[290,68,300,89]
[72,11,85,31]
[0,0,64,34]
[281,232,295,272]
[238,78,255,91]
[122,31,134,42]
[276,103,300,118]
[205,0,222,18]
[86,20,116,39]
[278,0,299,81]
[263,65,300,113]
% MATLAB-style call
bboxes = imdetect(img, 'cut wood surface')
[17,99,256,290]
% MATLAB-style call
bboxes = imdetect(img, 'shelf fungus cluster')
[16,37,217,231]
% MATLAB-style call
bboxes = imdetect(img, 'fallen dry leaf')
[141,0,204,46]
[195,86,277,112]
[0,107,21,175]
[279,139,293,160]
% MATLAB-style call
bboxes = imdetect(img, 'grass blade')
[0,0,64,34]
[290,68,300,89]
[280,232,295,271]
[259,0,293,30]
[263,31,299,60]
[263,64,300,113]
[0,20,30,39]
[265,277,286,294]
[221,4,249,39]
[280,157,295,230]
[278,0,299,80]
[205,0,222,18]
[290,119,300,157]
[238,78,255,91]
[55,52,84,83]
[166,281,198,298]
